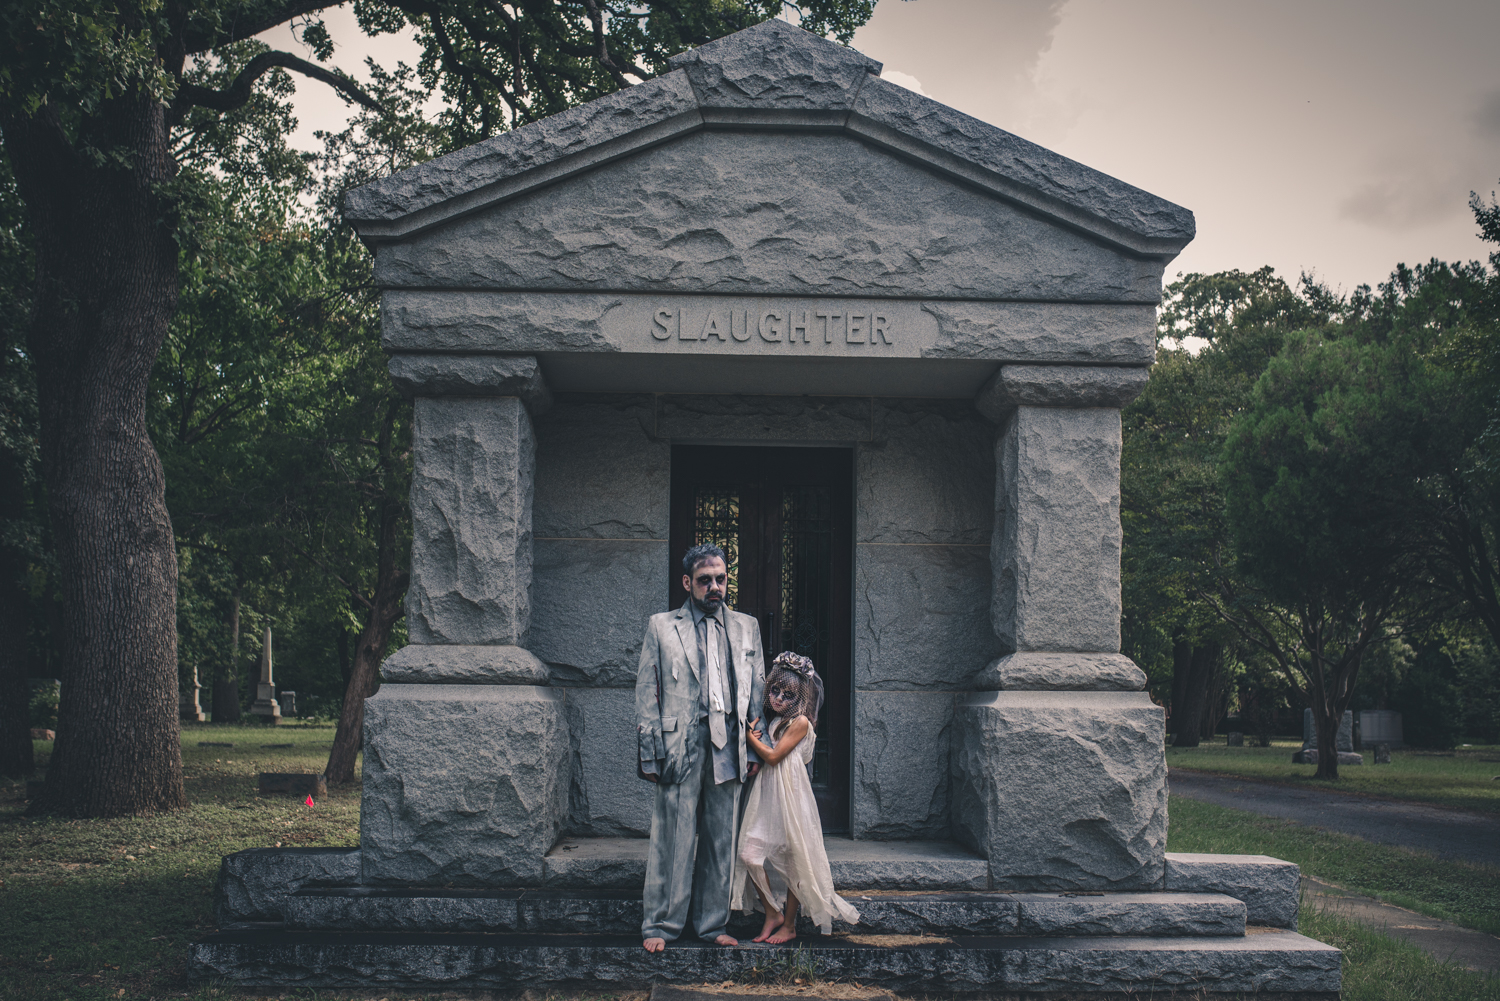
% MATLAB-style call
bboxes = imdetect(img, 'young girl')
[732,652,860,943]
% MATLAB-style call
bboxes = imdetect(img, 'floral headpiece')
[765,650,824,726]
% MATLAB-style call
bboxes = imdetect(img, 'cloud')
[880,70,930,97]
[1338,168,1473,231]
[1476,90,1500,140]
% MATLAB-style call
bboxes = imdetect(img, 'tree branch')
[171,50,384,124]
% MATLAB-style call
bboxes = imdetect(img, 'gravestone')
[1226,732,1243,747]
[181,664,207,722]
[249,627,282,723]
[188,20,1339,994]
[1374,743,1392,764]
[1295,708,1352,762]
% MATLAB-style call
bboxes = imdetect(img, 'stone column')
[360,355,569,887]
[954,364,1166,890]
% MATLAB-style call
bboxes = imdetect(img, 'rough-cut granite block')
[848,74,1195,254]
[655,394,873,442]
[372,132,1168,304]
[977,652,1146,692]
[853,692,954,840]
[858,400,994,546]
[993,406,1122,653]
[380,645,549,685]
[361,685,567,887]
[407,398,534,646]
[562,688,654,837]
[387,354,552,412]
[343,72,701,230]
[975,364,1150,420]
[667,17,881,112]
[188,928,1340,994]
[215,848,360,927]
[855,543,1000,690]
[953,691,1166,891]
[1165,853,1301,929]
[533,395,667,540]
[530,540,666,688]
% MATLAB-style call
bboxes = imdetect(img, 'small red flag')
[304,794,315,807]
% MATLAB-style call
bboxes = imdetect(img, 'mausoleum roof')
[344,19,1194,258]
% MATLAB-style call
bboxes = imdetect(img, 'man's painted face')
[683,556,727,613]
[768,673,799,715]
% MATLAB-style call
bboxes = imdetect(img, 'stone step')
[187,927,1340,996]
[544,837,990,891]
[285,887,1247,939]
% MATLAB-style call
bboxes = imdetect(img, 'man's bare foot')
[752,914,784,943]
[765,926,796,945]
[643,937,666,953]
[713,933,738,946]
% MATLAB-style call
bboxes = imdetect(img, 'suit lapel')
[672,606,698,682]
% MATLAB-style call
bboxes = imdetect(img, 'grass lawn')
[0,723,360,1000]
[1166,739,1500,815]
[3,732,1498,1000]
[1167,794,1500,936]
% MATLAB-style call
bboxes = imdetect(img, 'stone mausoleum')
[191,21,1342,996]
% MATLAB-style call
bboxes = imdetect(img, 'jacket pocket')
[661,715,677,732]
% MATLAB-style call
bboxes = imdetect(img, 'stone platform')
[189,927,1339,995]
[193,845,1338,995]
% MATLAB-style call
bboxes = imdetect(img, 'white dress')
[731,719,860,933]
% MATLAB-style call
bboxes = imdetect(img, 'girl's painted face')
[768,675,799,715]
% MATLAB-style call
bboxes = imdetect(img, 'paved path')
[1303,877,1500,975]
[1168,768,1500,869]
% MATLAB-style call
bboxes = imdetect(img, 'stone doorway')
[668,445,853,833]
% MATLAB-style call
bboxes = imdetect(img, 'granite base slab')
[284,887,1246,939]
[186,928,1341,994]
[543,837,989,891]
[1164,853,1300,929]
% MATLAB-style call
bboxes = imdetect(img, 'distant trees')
[1122,190,1500,776]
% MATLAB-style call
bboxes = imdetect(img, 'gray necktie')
[699,615,728,750]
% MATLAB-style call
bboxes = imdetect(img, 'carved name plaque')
[600,298,940,355]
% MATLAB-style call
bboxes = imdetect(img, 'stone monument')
[180,664,206,723]
[248,627,281,724]
[190,20,1340,996]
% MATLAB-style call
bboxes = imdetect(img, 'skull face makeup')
[762,651,824,729]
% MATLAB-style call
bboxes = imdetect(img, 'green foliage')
[1221,329,1438,608]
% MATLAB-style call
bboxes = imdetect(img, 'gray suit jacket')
[636,603,765,785]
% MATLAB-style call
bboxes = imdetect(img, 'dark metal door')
[668,445,853,834]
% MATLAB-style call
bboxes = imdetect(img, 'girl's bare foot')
[643,937,666,953]
[713,933,738,946]
[766,925,797,945]
[753,914,784,943]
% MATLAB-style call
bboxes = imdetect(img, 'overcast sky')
[264,0,1500,294]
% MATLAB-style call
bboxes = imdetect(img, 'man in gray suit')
[637,542,765,952]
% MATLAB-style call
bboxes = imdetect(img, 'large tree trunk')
[6,95,188,816]
[325,449,410,786]
[1171,641,1221,748]
[0,570,32,777]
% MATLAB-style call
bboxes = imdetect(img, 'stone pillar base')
[953,690,1165,891]
[360,683,568,887]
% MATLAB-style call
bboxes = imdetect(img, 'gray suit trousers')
[642,720,742,941]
